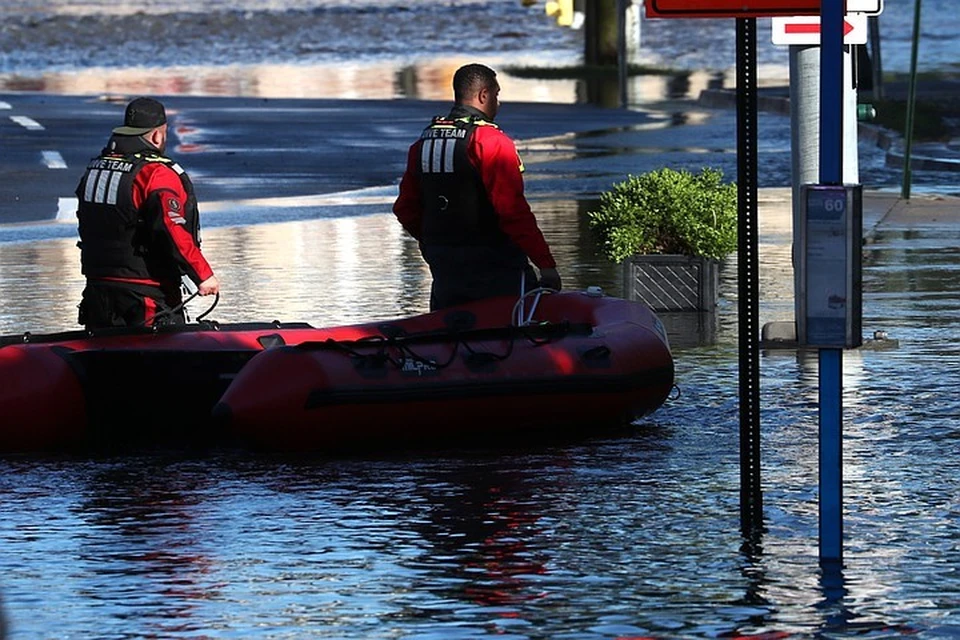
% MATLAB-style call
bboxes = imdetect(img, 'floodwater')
[2,1,960,639]
[3,182,960,639]
[4,207,960,638]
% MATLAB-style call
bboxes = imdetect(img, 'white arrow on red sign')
[771,14,868,46]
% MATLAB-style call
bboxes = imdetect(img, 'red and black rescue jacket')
[393,105,556,270]
[417,111,512,252]
[76,136,213,293]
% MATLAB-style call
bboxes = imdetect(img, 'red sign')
[645,0,824,18]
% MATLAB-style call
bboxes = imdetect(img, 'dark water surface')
[2,199,960,638]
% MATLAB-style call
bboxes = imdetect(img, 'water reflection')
[0,55,741,109]
[0,192,751,350]
[659,311,719,349]
[3,2,960,638]
[0,237,84,332]
[197,213,431,328]
[0,59,578,104]
[0,185,815,350]
[408,461,551,612]
[0,198,627,335]
[0,213,431,334]
[74,459,220,637]
[730,537,787,640]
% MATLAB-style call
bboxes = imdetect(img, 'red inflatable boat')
[0,290,673,453]
[214,290,674,451]
[0,321,334,451]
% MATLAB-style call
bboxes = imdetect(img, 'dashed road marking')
[0,102,11,110]
[42,151,67,169]
[11,115,44,130]
[57,197,78,223]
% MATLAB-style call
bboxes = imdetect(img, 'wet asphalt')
[3,90,957,242]
[0,93,659,225]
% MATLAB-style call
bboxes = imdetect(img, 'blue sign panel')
[803,185,853,347]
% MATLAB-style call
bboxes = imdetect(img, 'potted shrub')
[587,167,737,311]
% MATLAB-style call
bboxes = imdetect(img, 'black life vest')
[416,112,515,254]
[76,137,200,284]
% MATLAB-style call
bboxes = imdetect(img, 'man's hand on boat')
[539,267,562,292]
[198,275,221,296]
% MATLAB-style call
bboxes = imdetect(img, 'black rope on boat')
[404,320,579,367]
[519,323,570,346]
[315,334,461,371]
[298,320,584,372]
[394,338,462,370]
[457,331,516,363]
[379,321,565,370]
[137,289,219,329]
[196,292,219,322]
[137,290,199,329]
[313,337,395,369]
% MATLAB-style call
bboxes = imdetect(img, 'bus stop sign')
[645,0,822,18]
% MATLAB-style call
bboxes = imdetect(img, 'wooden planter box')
[622,255,719,312]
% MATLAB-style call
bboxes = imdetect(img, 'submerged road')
[0,93,667,227]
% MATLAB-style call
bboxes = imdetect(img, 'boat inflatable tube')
[215,291,674,451]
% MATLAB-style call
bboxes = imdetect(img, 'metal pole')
[791,45,819,344]
[901,0,923,200]
[843,48,860,185]
[820,2,844,184]
[818,348,844,561]
[868,16,883,100]
[736,17,762,538]
[617,0,627,108]
[818,0,845,565]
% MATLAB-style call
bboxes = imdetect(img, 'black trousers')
[423,245,538,311]
[78,280,184,329]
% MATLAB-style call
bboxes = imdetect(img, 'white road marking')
[201,185,398,212]
[42,150,67,169]
[57,197,78,223]
[0,101,11,110]
[11,115,44,130]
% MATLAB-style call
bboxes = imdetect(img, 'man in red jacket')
[76,97,220,329]
[393,63,562,311]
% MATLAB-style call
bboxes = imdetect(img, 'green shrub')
[587,167,738,263]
